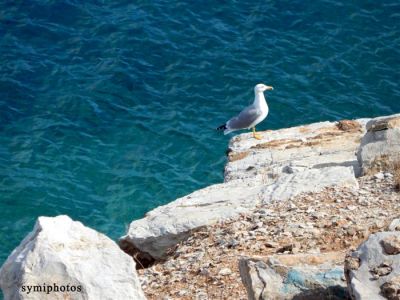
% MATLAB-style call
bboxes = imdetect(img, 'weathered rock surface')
[0,215,145,300]
[225,119,369,181]
[345,231,400,300]
[120,176,266,262]
[121,166,357,261]
[357,114,400,175]
[239,252,348,300]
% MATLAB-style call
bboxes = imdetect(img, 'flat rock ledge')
[0,215,146,300]
[121,114,400,265]
[225,118,369,181]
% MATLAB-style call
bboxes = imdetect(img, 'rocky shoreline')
[139,174,399,299]
[0,113,399,299]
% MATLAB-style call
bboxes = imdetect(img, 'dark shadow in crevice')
[292,285,350,300]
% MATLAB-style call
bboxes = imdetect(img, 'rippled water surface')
[1,0,400,274]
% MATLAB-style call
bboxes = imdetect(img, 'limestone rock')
[0,215,145,300]
[261,166,357,204]
[120,176,265,262]
[120,166,357,262]
[218,268,232,276]
[357,114,400,175]
[239,252,348,300]
[345,232,400,300]
[225,119,369,181]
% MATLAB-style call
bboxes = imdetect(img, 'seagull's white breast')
[248,93,269,128]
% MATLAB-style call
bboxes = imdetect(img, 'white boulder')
[0,215,146,300]
[357,114,400,175]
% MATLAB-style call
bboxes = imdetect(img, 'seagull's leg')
[252,127,262,140]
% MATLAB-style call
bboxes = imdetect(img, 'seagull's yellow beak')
[265,86,274,91]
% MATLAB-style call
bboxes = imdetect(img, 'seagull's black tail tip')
[216,124,227,131]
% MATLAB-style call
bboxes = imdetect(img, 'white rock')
[345,231,400,300]
[120,176,265,260]
[121,166,357,261]
[225,119,369,181]
[177,289,188,296]
[261,166,358,204]
[218,268,232,276]
[374,172,385,180]
[347,205,357,211]
[0,215,145,300]
[357,114,400,175]
[240,252,347,300]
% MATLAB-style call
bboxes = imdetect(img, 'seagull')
[217,83,273,140]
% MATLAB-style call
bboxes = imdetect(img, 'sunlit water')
[0,1,399,290]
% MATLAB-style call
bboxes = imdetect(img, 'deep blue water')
[0,0,399,282]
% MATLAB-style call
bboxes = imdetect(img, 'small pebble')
[219,268,232,276]
[374,172,385,180]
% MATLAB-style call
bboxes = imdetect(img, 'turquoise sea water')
[0,0,399,281]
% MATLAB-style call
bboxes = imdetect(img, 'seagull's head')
[254,83,274,93]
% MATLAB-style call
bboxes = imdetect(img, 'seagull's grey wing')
[226,105,262,130]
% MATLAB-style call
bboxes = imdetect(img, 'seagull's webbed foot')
[253,133,262,140]
[252,127,263,140]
